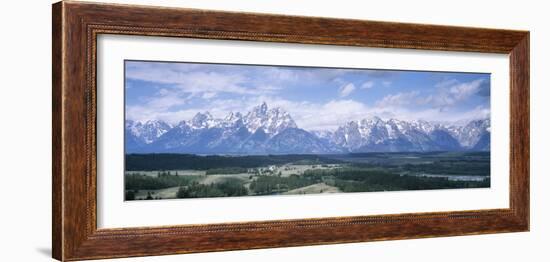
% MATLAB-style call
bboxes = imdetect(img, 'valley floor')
[124,151,490,201]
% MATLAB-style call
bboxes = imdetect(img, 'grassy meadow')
[124,152,490,200]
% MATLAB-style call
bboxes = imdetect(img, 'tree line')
[125,153,340,171]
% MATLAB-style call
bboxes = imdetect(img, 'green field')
[124,152,490,201]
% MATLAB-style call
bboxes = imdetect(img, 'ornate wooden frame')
[52,1,530,261]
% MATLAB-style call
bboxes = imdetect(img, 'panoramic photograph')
[124,60,491,201]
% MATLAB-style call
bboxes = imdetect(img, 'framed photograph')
[52,1,529,261]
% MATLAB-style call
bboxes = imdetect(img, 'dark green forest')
[125,153,340,171]
[124,152,490,200]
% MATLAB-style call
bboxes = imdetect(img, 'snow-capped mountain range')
[126,102,490,154]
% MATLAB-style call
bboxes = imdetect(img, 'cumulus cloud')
[360,81,375,89]
[475,79,491,97]
[201,92,217,99]
[126,61,402,97]
[126,93,189,123]
[125,61,490,129]
[338,83,356,97]
[376,91,420,107]
[423,78,488,109]
[434,79,460,88]
[128,93,490,131]
[126,61,282,96]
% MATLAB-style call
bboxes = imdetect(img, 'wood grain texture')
[509,35,530,226]
[52,2,63,260]
[52,1,530,261]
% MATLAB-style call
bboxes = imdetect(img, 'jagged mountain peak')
[145,119,169,125]
[190,112,214,128]
[175,120,190,129]
[191,111,213,122]
[326,116,490,153]
[360,115,382,124]
[259,101,268,113]
[225,111,243,122]
[446,118,490,147]
[468,118,490,128]
[126,119,172,144]
[249,101,269,116]
[125,104,490,154]
[244,103,297,136]
[344,120,359,127]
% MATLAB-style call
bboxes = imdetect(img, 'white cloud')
[448,79,485,101]
[375,91,420,107]
[125,62,488,129]
[435,79,460,88]
[406,105,490,124]
[360,81,375,89]
[173,71,259,95]
[374,78,488,112]
[338,83,356,97]
[201,92,217,99]
[423,78,487,109]
[126,63,279,96]
[260,67,300,82]
[126,100,186,122]
[128,93,490,130]
[306,100,370,130]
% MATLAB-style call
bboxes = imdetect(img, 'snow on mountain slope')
[125,103,490,154]
[326,117,488,152]
[243,102,297,137]
[445,119,490,148]
[126,120,172,144]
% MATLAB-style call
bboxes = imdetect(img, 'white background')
[0,0,547,261]
[98,35,509,228]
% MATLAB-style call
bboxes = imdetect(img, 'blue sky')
[125,60,490,131]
